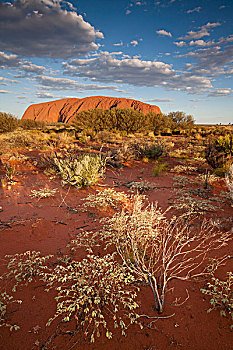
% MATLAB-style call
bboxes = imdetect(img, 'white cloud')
[0,51,46,76]
[0,51,20,68]
[35,91,55,99]
[126,9,131,15]
[63,52,174,87]
[36,75,123,92]
[0,90,12,94]
[0,76,18,85]
[130,40,139,46]
[189,40,210,47]
[156,29,172,37]
[62,51,214,95]
[208,88,232,97]
[180,22,221,40]
[179,43,233,71]
[0,0,103,58]
[144,98,175,102]
[187,7,201,14]
[205,22,221,29]
[20,62,46,74]
[174,41,186,47]
[113,41,123,46]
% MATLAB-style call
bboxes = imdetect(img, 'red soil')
[0,153,232,350]
[21,96,161,123]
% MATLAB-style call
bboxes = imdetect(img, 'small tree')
[168,111,194,133]
[147,113,170,135]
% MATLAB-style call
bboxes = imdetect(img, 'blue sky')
[0,0,233,123]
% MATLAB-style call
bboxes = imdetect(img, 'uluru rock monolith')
[22,96,161,123]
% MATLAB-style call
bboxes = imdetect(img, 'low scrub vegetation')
[0,112,45,133]
[72,108,195,136]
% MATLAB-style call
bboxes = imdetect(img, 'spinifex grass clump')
[97,196,231,314]
[54,153,106,188]
[153,160,169,176]
[45,254,141,343]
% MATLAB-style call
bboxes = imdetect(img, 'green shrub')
[201,272,233,329]
[46,254,140,342]
[126,140,166,160]
[19,119,45,130]
[71,108,195,137]
[205,134,233,169]
[153,160,169,176]
[1,250,140,342]
[0,292,21,330]
[0,112,19,133]
[144,143,164,159]
[54,153,106,188]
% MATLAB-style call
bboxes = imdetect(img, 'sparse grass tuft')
[30,186,57,200]
[153,160,169,176]
[82,188,130,211]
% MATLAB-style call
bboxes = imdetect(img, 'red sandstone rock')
[22,96,161,123]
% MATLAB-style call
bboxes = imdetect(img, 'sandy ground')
[0,148,232,350]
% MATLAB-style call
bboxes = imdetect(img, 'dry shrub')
[82,188,130,211]
[98,196,231,313]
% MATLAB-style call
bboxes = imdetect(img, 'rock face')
[22,96,161,123]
